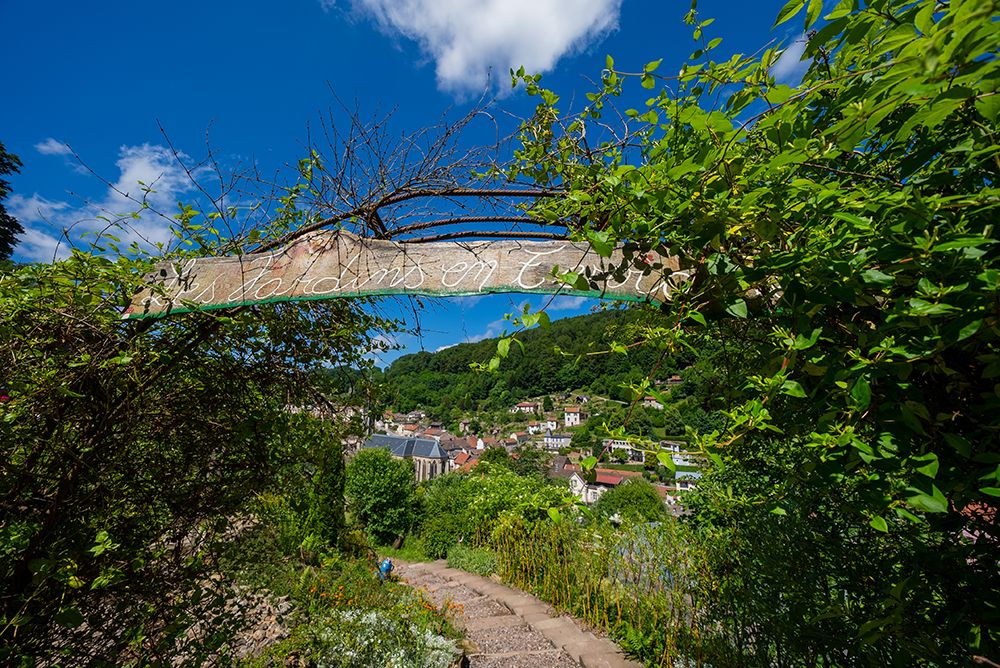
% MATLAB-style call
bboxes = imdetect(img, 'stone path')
[394,560,642,668]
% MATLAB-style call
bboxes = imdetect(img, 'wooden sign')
[124,231,686,319]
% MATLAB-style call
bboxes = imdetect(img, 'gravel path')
[394,560,641,668]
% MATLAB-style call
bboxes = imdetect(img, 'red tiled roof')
[455,452,471,466]
[595,473,623,486]
[565,406,580,413]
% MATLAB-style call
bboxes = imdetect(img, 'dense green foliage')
[346,448,418,544]
[0,141,23,261]
[385,310,667,416]
[500,0,999,663]
[0,165,390,663]
[416,468,571,559]
[593,479,670,524]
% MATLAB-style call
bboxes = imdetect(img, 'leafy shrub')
[592,478,668,524]
[346,448,417,544]
[446,545,497,577]
[421,514,464,560]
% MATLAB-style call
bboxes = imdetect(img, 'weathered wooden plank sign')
[124,231,686,319]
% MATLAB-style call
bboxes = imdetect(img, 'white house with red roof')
[564,405,586,427]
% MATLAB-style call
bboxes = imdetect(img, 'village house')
[674,470,702,491]
[511,401,540,414]
[642,396,664,410]
[661,440,695,467]
[543,431,572,450]
[527,420,542,435]
[543,418,559,432]
[564,405,587,427]
[568,471,622,504]
[602,438,645,462]
[548,455,580,480]
[453,451,480,473]
[397,423,420,436]
[362,433,449,482]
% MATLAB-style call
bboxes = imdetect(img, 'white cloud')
[349,0,622,92]
[34,138,73,156]
[11,143,200,263]
[547,294,588,311]
[464,317,507,343]
[771,37,808,84]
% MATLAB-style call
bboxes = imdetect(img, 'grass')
[375,535,431,563]
[446,545,497,577]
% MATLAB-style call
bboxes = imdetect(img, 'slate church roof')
[364,433,447,460]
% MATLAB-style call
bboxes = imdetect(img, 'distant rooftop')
[364,433,447,460]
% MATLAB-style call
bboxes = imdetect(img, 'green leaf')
[657,451,677,472]
[688,311,708,327]
[913,453,939,479]
[805,0,822,28]
[781,380,807,398]
[586,229,614,257]
[546,507,562,523]
[581,456,598,471]
[908,298,956,316]
[832,212,870,229]
[957,319,982,341]
[905,485,948,513]
[765,85,794,105]
[725,299,748,318]
[932,237,997,252]
[497,338,511,358]
[862,269,894,286]
[54,607,85,628]
[869,515,888,533]
[793,328,822,350]
[770,506,788,516]
[981,487,1000,497]
[851,378,871,411]
[774,0,806,27]
[944,433,972,458]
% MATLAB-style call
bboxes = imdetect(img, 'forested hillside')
[384,309,688,416]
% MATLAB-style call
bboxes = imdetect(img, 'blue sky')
[1,0,803,366]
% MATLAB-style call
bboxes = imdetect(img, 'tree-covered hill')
[384,309,685,418]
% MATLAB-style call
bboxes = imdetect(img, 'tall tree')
[0,142,24,261]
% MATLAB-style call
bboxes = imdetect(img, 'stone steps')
[394,560,641,668]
